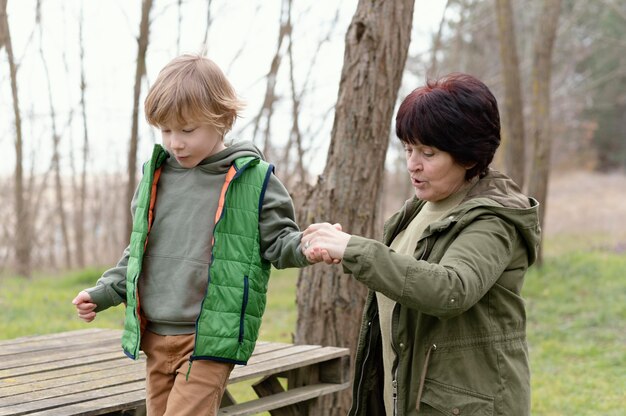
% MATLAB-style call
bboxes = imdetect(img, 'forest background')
[1,0,625,414]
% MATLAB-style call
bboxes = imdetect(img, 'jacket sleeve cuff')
[341,235,374,280]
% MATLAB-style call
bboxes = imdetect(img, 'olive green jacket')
[345,170,540,416]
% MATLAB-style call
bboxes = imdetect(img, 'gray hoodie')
[87,140,308,335]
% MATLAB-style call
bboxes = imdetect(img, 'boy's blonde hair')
[144,54,244,135]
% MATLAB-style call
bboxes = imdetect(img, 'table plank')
[0,381,145,416]
[0,362,144,399]
[0,360,130,391]
[231,346,350,382]
[0,351,130,379]
[1,370,146,406]
[23,390,146,416]
[0,329,117,355]
[219,382,351,416]
[0,339,121,370]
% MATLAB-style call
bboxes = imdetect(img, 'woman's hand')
[301,222,351,264]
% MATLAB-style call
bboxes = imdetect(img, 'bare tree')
[37,0,72,269]
[249,0,291,162]
[528,0,562,265]
[294,0,415,413]
[281,3,341,185]
[494,0,526,187]
[126,0,153,238]
[282,0,306,183]
[75,3,89,268]
[1,0,31,277]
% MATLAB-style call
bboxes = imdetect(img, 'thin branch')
[429,0,451,77]
[201,0,213,49]
[249,0,291,160]
[225,3,262,74]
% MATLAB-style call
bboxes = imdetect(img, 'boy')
[72,54,309,416]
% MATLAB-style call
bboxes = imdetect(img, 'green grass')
[0,267,126,338]
[1,250,625,414]
[524,250,626,415]
[0,267,298,342]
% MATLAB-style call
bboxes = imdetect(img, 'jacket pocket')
[419,378,494,416]
[238,276,249,343]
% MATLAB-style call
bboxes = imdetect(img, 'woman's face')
[404,142,470,202]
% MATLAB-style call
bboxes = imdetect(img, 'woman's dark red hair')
[395,73,501,179]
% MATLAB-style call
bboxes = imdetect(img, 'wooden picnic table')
[0,328,351,416]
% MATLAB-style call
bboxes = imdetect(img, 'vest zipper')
[239,276,249,344]
[189,160,253,367]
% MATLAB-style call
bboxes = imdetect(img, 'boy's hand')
[72,291,97,323]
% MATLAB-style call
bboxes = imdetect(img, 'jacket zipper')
[350,313,377,415]
[391,300,401,416]
[392,377,398,415]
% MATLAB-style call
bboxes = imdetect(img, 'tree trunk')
[126,0,153,238]
[1,0,31,277]
[494,0,526,187]
[294,1,415,414]
[528,0,562,265]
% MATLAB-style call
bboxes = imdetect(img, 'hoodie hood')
[165,139,265,173]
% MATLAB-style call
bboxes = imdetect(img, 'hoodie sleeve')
[259,174,310,269]
[85,246,129,312]
[84,183,141,312]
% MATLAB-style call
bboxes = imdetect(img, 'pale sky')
[0,0,447,177]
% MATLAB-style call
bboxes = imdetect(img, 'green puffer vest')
[121,144,272,365]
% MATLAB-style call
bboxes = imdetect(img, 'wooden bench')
[0,328,351,415]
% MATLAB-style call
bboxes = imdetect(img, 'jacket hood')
[164,139,265,173]
[460,169,541,265]
[392,169,541,265]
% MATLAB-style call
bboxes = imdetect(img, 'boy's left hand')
[72,291,98,323]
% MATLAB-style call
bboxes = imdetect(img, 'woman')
[302,73,540,415]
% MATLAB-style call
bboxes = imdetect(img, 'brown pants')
[140,330,234,416]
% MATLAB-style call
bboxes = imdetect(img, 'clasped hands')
[301,222,351,264]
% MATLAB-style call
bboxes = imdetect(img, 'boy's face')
[160,121,225,168]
